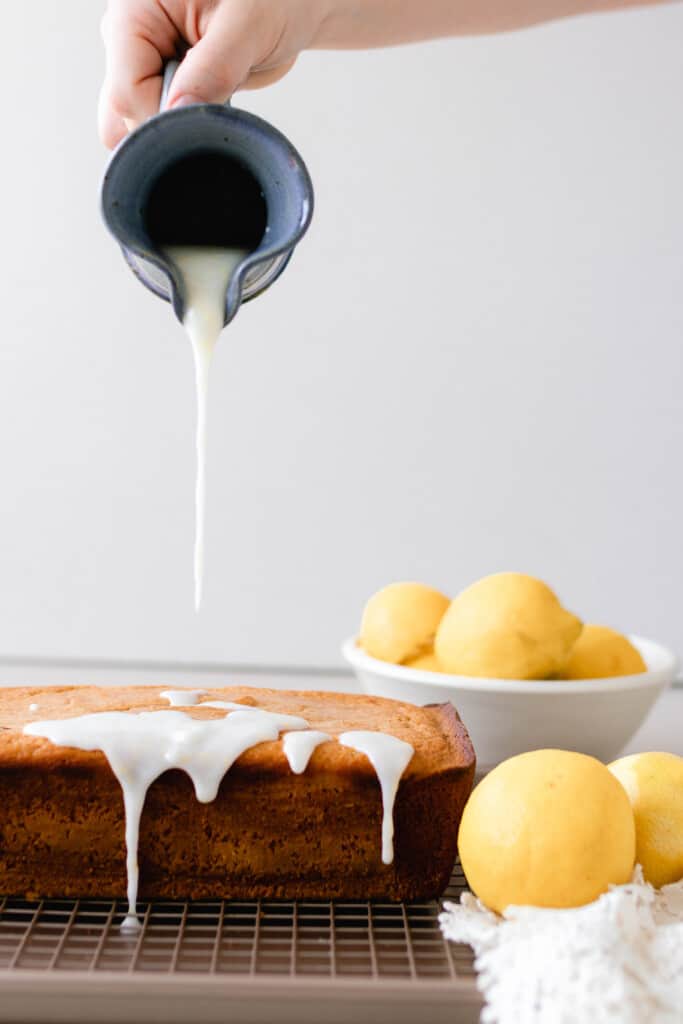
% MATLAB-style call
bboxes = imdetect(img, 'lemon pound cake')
[0,686,475,913]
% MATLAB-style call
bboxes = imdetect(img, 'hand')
[100,0,670,148]
[99,0,327,148]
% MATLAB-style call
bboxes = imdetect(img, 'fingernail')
[171,94,203,109]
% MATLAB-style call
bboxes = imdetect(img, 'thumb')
[166,6,262,108]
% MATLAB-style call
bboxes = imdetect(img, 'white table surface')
[0,657,679,757]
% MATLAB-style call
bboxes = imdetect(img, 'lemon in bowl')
[562,625,647,679]
[359,582,449,664]
[434,572,582,679]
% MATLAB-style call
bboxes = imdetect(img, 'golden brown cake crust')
[0,685,475,901]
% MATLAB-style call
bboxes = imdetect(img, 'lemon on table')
[562,625,646,679]
[458,749,636,913]
[609,752,683,888]
[359,582,449,664]
[435,572,582,679]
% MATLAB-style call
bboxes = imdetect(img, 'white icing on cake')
[23,693,415,927]
[25,706,308,930]
[339,731,415,864]
[282,730,331,774]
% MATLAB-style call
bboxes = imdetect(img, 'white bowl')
[342,635,678,773]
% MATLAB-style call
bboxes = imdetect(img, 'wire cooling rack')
[0,864,480,1024]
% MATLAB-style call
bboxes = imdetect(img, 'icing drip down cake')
[0,686,475,912]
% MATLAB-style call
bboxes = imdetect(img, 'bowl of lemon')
[342,573,678,771]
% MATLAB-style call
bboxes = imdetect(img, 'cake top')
[0,684,473,779]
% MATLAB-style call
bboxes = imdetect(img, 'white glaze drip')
[338,731,414,865]
[28,703,39,713]
[24,706,308,929]
[165,246,247,612]
[282,730,331,774]
[160,689,208,707]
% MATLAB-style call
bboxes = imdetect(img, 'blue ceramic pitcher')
[101,61,314,325]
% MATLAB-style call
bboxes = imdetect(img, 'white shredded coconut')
[439,868,683,1023]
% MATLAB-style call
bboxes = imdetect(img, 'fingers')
[239,59,298,92]
[165,4,268,107]
[98,82,128,149]
[100,1,177,145]
[98,0,297,149]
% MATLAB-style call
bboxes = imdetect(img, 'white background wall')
[0,2,681,668]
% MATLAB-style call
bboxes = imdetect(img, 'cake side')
[0,685,475,901]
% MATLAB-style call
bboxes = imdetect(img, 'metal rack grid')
[0,865,480,1024]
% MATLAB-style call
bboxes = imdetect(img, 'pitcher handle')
[159,59,232,112]
[160,60,180,112]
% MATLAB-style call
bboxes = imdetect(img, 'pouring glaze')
[100,61,314,325]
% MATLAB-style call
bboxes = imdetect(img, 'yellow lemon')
[404,650,443,672]
[458,749,636,913]
[359,582,449,664]
[562,625,646,679]
[608,752,683,888]
[435,573,582,679]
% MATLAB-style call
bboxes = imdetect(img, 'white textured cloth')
[439,869,683,1024]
